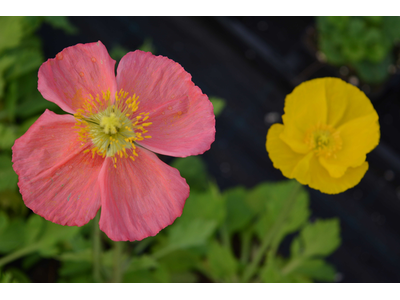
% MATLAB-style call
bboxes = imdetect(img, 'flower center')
[100,113,121,135]
[304,123,342,158]
[74,89,152,167]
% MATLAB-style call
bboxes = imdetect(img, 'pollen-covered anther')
[73,89,152,163]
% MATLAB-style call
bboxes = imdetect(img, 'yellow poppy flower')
[266,77,380,194]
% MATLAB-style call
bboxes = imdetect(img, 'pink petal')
[116,50,215,157]
[38,41,117,114]
[12,110,103,226]
[98,146,189,241]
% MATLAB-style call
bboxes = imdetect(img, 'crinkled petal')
[98,146,189,241]
[38,41,117,114]
[327,77,379,128]
[12,110,103,226]
[116,50,215,157]
[321,113,380,173]
[266,123,313,184]
[309,156,369,194]
[280,78,328,153]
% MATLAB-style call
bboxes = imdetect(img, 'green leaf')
[0,218,25,253]
[0,210,9,235]
[0,154,18,192]
[209,96,226,117]
[126,255,158,273]
[170,156,209,192]
[251,181,310,244]
[0,54,17,98]
[0,123,17,150]
[260,251,312,283]
[0,17,25,52]
[2,267,30,283]
[43,16,78,35]
[2,38,44,81]
[167,218,217,251]
[292,218,341,258]
[123,265,170,283]
[157,249,201,273]
[179,188,225,226]
[24,214,45,246]
[0,270,18,283]
[0,190,27,216]
[37,220,81,257]
[206,241,238,282]
[224,186,253,233]
[139,38,156,54]
[353,54,392,84]
[294,258,336,282]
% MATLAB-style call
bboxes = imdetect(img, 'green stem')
[240,231,251,265]
[281,258,302,275]
[113,241,123,283]
[220,222,230,250]
[92,211,102,283]
[0,244,40,268]
[241,181,302,282]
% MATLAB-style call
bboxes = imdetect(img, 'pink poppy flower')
[12,41,215,241]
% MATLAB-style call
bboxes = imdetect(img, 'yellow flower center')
[73,89,152,167]
[304,123,342,158]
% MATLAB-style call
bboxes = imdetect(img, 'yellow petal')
[327,78,378,128]
[324,113,380,169]
[280,78,328,153]
[324,77,348,127]
[266,123,312,184]
[309,156,369,194]
[319,156,348,178]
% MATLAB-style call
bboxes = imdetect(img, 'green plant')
[317,16,400,84]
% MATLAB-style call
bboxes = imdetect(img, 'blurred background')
[1,16,400,283]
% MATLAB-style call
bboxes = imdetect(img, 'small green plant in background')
[317,16,400,84]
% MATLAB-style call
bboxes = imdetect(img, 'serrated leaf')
[294,258,336,282]
[293,218,341,258]
[171,156,209,192]
[206,241,238,282]
[224,186,253,233]
[253,181,310,244]
[209,96,226,117]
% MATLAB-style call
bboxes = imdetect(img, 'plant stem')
[113,241,123,283]
[241,181,302,282]
[0,244,40,268]
[281,258,302,275]
[92,211,102,283]
[240,231,251,265]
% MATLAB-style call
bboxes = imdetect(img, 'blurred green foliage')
[0,16,75,222]
[317,16,400,84]
[0,154,341,282]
